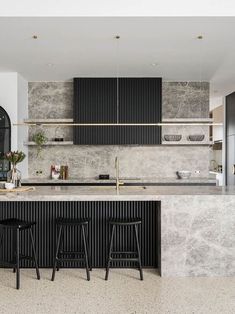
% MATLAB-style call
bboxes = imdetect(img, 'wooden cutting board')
[0,186,36,192]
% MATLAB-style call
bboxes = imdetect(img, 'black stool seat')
[109,218,141,226]
[0,218,35,229]
[55,218,90,226]
[0,218,40,289]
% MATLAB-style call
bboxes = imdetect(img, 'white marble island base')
[0,185,235,277]
[160,195,235,277]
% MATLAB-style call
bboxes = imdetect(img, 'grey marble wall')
[28,82,73,119]
[162,82,209,118]
[27,81,210,179]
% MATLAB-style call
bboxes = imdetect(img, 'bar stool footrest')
[59,251,85,256]
[19,254,35,261]
[111,251,138,255]
[0,261,16,268]
[110,257,139,262]
[56,258,86,262]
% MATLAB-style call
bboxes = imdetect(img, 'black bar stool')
[105,218,143,281]
[0,218,40,290]
[51,218,91,281]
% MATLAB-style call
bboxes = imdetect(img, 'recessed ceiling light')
[197,35,203,40]
[46,63,54,67]
[151,63,158,67]
[32,35,38,39]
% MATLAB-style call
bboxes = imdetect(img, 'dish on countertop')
[176,171,191,179]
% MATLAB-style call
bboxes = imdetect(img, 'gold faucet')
[115,157,124,193]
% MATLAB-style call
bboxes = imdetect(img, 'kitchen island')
[0,185,234,277]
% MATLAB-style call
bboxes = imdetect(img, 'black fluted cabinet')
[73,77,162,145]
[0,201,158,268]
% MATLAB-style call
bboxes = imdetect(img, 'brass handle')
[233,165,235,175]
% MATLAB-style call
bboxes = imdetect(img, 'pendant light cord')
[115,35,120,124]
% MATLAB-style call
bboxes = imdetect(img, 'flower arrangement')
[4,151,26,166]
[2,151,26,187]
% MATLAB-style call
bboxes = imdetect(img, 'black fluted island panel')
[0,201,159,268]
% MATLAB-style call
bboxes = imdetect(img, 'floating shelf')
[161,141,213,146]
[14,118,221,127]
[162,118,213,123]
[23,118,73,124]
[24,141,74,146]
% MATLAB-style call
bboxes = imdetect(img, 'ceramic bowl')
[177,171,191,179]
[188,134,205,141]
[163,134,182,141]
[5,182,15,190]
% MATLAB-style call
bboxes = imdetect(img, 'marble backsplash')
[27,81,210,179]
[28,145,209,178]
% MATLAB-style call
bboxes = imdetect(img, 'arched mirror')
[0,106,11,180]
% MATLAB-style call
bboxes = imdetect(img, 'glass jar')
[7,165,21,188]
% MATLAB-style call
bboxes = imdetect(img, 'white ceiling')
[0,17,235,97]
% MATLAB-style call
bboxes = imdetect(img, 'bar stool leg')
[13,230,16,273]
[84,225,92,271]
[16,228,20,289]
[81,225,90,281]
[51,225,63,281]
[105,225,115,281]
[0,228,4,250]
[134,224,143,281]
[29,228,40,280]
[57,227,64,272]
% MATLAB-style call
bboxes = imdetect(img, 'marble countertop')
[22,176,217,185]
[0,185,234,201]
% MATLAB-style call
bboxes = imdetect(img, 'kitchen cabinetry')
[226,92,235,185]
[73,78,162,145]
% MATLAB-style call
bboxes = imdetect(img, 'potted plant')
[3,151,26,187]
[32,131,47,157]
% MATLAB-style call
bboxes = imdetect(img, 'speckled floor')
[0,268,235,314]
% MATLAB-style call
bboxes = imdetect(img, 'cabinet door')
[74,78,118,144]
[226,92,235,185]
[118,78,162,144]
[226,92,235,137]
[119,78,161,123]
[227,135,235,185]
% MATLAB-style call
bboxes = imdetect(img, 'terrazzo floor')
[0,268,235,314]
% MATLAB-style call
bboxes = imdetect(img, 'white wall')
[0,73,18,150]
[210,96,224,111]
[0,72,28,178]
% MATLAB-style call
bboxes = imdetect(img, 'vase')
[7,165,21,188]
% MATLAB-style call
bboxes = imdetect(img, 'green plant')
[32,131,47,157]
